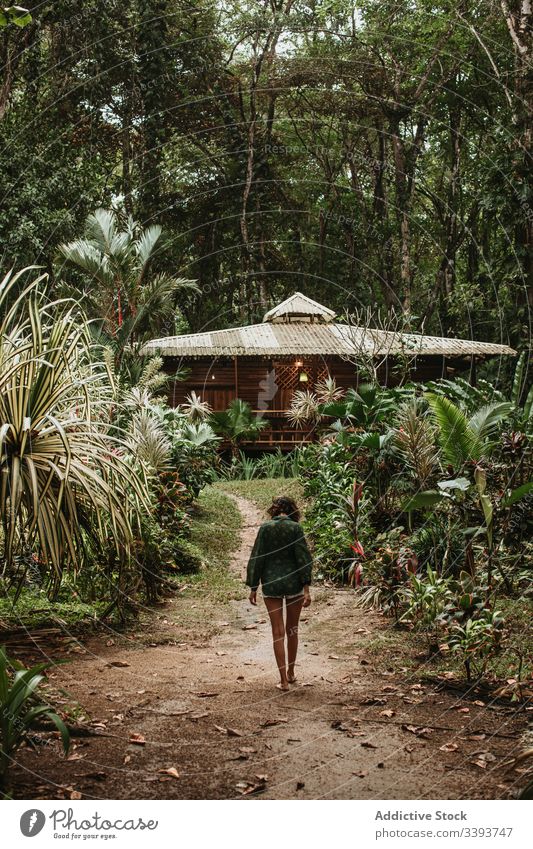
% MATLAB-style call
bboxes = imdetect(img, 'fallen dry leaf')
[260,717,288,728]
[235,776,268,796]
[361,697,387,706]
[353,771,368,778]
[129,733,146,746]
[439,742,459,753]
[70,791,82,800]
[159,767,180,780]
[380,709,395,718]
[193,692,219,698]
[361,741,378,749]
[402,725,433,739]
[106,661,130,668]
[214,725,243,737]
[123,755,131,765]
[242,624,257,631]
[328,654,340,660]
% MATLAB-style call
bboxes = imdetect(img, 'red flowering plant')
[353,528,419,621]
[341,480,367,587]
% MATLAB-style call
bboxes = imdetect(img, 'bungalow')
[142,293,516,448]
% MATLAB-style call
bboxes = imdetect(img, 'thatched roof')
[143,292,516,359]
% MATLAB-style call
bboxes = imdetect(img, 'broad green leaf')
[501,481,533,508]
[402,490,444,512]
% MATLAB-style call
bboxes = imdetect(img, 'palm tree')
[58,208,197,374]
[210,399,268,457]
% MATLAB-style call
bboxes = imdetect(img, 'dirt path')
[12,496,527,800]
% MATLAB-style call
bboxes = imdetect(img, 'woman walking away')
[246,496,313,691]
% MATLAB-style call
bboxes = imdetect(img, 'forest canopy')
[0,0,531,349]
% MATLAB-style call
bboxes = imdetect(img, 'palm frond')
[84,208,117,253]
[135,224,163,276]
[425,393,482,466]
[468,402,512,440]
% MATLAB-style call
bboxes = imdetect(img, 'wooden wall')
[162,354,470,411]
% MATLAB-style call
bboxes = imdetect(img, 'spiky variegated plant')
[182,391,212,424]
[127,410,172,475]
[286,390,321,428]
[315,377,344,404]
[0,269,148,598]
[395,399,438,488]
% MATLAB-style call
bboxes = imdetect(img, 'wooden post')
[469,355,477,387]
[233,355,239,400]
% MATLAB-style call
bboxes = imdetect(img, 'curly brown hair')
[267,496,301,523]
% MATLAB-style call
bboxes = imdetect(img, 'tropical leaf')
[511,352,527,408]
[210,400,268,445]
[425,393,482,466]
[402,491,444,511]
[468,402,512,440]
[500,481,533,508]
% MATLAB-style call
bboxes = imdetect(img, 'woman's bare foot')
[276,682,289,692]
[287,666,297,683]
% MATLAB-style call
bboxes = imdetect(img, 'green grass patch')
[179,485,243,603]
[213,477,305,516]
[0,586,107,632]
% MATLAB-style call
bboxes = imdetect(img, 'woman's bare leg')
[285,595,305,682]
[264,597,288,689]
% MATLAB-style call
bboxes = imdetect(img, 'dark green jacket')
[246,516,313,597]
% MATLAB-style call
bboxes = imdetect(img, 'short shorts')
[262,592,304,600]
